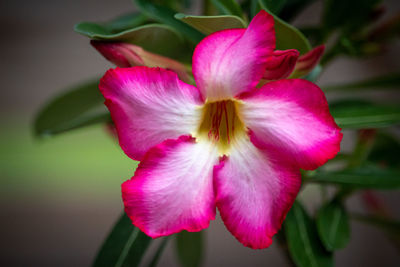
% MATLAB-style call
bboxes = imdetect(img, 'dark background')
[0,0,399,266]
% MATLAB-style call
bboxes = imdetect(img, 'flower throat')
[196,100,245,155]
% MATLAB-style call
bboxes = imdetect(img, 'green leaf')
[133,0,205,43]
[258,3,312,54]
[259,0,287,14]
[176,231,203,267]
[329,100,400,129]
[76,23,187,60]
[308,165,400,189]
[146,238,170,267]
[74,12,147,37]
[34,80,110,138]
[211,0,244,18]
[324,73,400,92]
[93,212,152,267]
[285,201,333,267]
[175,14,246,35]
[316,201,350,251]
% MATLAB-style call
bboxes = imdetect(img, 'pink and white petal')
[238,79,342,170]
[263,49,299,80]
[290,45,325,78]
[99,66,203,161]
[214,136,301,249]
[92,41,190,82]
[192,10,275,101]
[122,135,219,237]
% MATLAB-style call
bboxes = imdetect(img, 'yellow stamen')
[195,100,246,156]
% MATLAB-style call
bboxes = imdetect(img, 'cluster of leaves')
[33,0,400,266]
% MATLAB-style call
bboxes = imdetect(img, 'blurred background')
[0,0,399,266]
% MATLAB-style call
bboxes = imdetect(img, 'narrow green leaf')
[74,12,147,37]
[175,14,246,35]
[316,201,350,251]
[146,238,170,267]
[93,212,152,267]
[211,0,244,18]
[176,231,203,267]
[309,165,400,189]
[259,0,287,14]
[258,3,311,54]
[34,80,110,138]
[324,73,400,92]
[76,23,186,60]
[285,201,333,267]
[330,100,400,129]
[133,0,205,43]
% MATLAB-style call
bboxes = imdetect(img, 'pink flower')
[99,11,342,249]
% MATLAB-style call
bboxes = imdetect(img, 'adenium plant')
[34,0,400,266]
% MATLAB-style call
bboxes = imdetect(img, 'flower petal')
[290,45,325,78]
[92,41,190,82]
[192,10,275,101]
[122,135,219,237]
[99,66,203,160]
[238,79,342,170]
[214,137,301,249]
[263,49,299,80]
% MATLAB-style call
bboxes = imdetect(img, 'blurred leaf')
[279,0,316,21]
[175,14,246,34]
[285,201,333,267]
[352,213,400,250]
[146,238,170,267]
[211,0,244,18]
[330,100,400,129]
[323,0,381,32]
[34,80,110,138]
[352,213,400,234]
[324,73,400,92]
[259,0,286,14]
[133,0,205,43]
[75,12,147,37]
[316,201,350,251]
[368,132,400,169]
[93,212,152,267]
[76,23,187,60]
[259,3,312,54]
[176,231,203,267]
[250,0,261,18]
[368,13,400,42]
[309,165,400,189]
